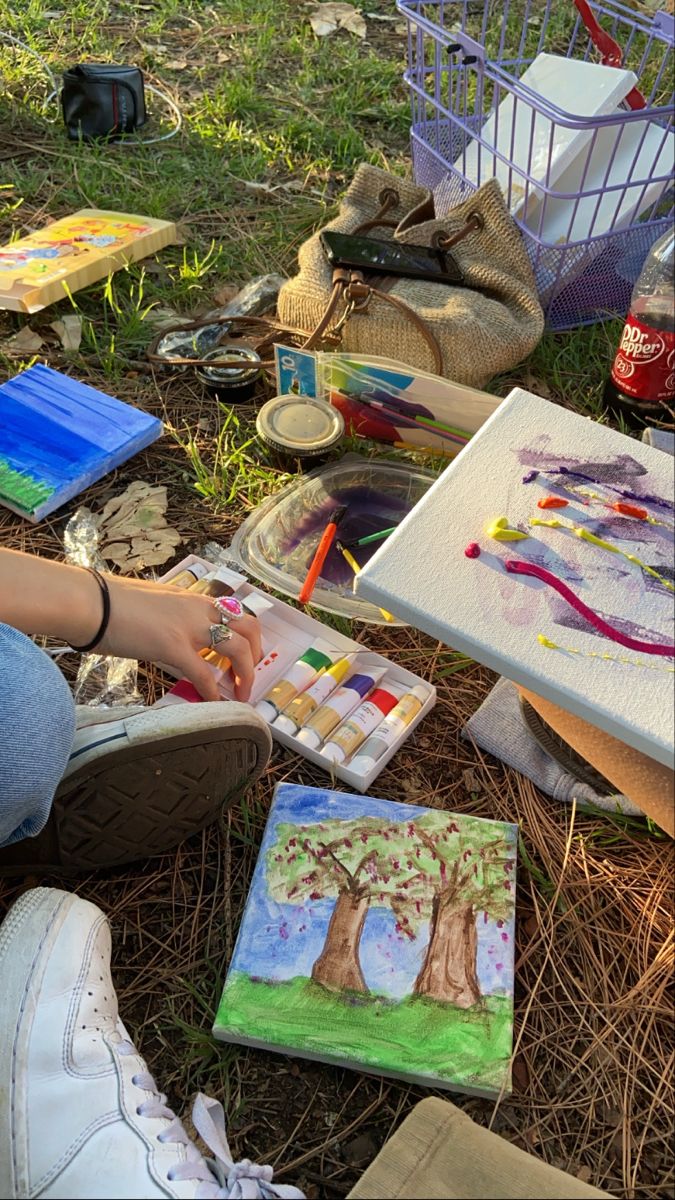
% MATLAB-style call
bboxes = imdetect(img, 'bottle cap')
[197,346,261,402]
[348,752,376,775]
[295,726,322,750]
[255,700,277,723]
[256,395,344,460]
[273,713,297,735]
[320,741,346,764]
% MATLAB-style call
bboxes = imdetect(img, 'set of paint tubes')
[254,640,429,773]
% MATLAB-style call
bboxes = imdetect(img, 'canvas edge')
[208,1027,511,1101]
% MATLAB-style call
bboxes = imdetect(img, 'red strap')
[572,0,646,110]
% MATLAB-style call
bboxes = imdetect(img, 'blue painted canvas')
[214,783,518,1097]
[0,364,162,522]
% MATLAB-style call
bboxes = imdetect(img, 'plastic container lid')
[256,395,344,457]
[224,454,436,625]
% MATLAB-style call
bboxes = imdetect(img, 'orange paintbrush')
[298,504,347,605]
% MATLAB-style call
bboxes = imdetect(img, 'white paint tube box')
[158,554,436,789]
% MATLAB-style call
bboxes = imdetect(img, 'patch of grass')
[215,972,513,1093]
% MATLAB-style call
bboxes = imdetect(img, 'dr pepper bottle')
[604,229,674,425]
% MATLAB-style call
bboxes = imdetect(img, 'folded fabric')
[462,676,640,816]
[641,427,675,456]
[348,1096,612,1199]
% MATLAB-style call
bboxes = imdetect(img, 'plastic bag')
[63,506,142,707]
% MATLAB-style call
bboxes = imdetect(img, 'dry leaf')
[144,305,191,332]
[2,326,44,355]
[164,58,188,70]
[50,314,82,352]
[212,283,240,306]
[309,3,367,39]
[95,481,182,572]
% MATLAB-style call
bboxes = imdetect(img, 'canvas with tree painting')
[213,783,518,1096]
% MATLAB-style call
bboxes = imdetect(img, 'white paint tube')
[295,668,385,750]
[348,685,430,774]
[320,684,404,765]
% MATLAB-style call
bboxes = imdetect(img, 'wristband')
[69,568,111,653]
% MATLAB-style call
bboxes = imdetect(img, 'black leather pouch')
[61,65,146,141]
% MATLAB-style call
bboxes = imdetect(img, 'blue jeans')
[0,623,76,848]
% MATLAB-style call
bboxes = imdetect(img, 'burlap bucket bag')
[277,164,544,385]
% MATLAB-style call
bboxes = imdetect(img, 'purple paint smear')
[280,485,409,587]
[549,598,673,648]
[516,447,674,514]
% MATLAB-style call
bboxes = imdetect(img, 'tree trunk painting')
[413,899,480,1008]
[311,890,369,993]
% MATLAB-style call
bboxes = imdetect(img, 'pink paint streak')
[504,559,675,657]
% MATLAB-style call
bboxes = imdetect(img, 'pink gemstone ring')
[212,595,245,622]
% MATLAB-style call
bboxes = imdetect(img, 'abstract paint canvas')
[214,783,518,1097]
[356,390,674,765]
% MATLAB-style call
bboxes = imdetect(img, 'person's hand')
[97,577,261,702]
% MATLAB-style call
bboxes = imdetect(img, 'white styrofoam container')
[457,53,639,216]
[159,554,436,790]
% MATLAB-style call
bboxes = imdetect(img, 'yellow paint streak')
[537,632,675,673]
[529,518,674,592]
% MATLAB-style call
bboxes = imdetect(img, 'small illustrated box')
[0,209,177,314]
[160,555,436,790]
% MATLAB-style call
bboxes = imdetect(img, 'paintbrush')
[336,540,395,623]
[298,504,347,605]
[343,392,469,448]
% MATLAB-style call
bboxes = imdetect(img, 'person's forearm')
[0,549,103,646]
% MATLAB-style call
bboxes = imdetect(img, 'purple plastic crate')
[398,0,674,329]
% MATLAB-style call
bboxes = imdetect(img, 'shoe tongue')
[75,704,146,730]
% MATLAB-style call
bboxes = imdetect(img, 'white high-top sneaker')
[0,888,304,1200]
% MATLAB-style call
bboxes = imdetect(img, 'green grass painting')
[216,975,514,1095]
[214,783,518,1097]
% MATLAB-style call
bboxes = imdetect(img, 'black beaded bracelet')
[69,568,111,653]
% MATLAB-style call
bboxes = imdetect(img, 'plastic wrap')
[63,506,142,707]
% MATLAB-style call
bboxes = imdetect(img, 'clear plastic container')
[226,455,436,624]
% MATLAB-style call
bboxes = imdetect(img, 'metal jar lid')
[196,345,261,393]
[256,395,345,457]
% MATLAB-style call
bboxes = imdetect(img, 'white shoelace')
[118,1041,305,1199]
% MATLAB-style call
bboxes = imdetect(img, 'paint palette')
[356,390,675,766]
[159,555,436,789]
[214,782,518,1097]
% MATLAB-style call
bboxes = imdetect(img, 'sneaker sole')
[0,711,272,876]
[0,888,77,1198]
